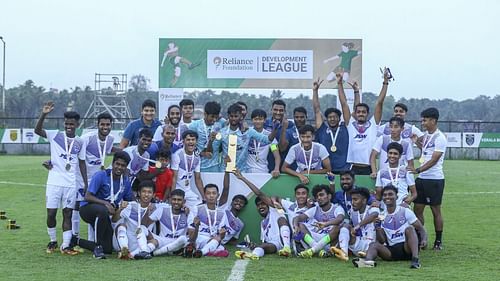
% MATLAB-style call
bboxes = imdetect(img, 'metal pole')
[0,36,5,113]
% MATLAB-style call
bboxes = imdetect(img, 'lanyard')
[183,151,194,176]
[422,130,438,153]
[328,126,340,146]
[205,205,218,236]
[64,133,76,167]
[388,165,401,186]
[301,144,314,175]
[109,174,123,204]
[295,127,301,144]
[97,135,108,168]
[170,206,180,237]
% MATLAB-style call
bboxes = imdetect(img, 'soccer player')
[171,130,205,208]
[353,185,427,269]
[35,101,83,255]
[148,189,190,256]
[335,187,378,261]
[375,142,417,205]
[333,170,376,215]
[120,99,162,149]
[369,116,414,178]
[293,184,345,258]
[312,78,350,173]
[213,104,277,172]
[189,101,225,172]
[234,170,292,260]
[153,104,188,148]
[185,180,230,257]
[115,181,157,260]
[279,106,308,153]
[179,98,195,126]
[264,99,295,171]
[282,125,331,185]
[148,124,181,161]
[75,112,116,240]
[160,42,200,86]
[378,103,424,142]
[123,128,160,190]
[410,107,447,250]
[75,151,135,259]
[338,71,388,175]
[323,42,362,83]
[246,109,280,176]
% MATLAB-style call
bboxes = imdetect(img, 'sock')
[61,230,72,249]
[312,235,331,253]
[72,210,80,236]
[117,226,128,249]
[136,227,149,252]
[339,227,350,254]
[435,231,442,242]
[279,225,291,248]
[252,247,265,258]
[87,224,95,241]
[201,239,219,255]
[154,236,187,256]
[303,234,315,247]
[47,227,57,242]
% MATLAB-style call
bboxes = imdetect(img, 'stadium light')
[0,36,5,113]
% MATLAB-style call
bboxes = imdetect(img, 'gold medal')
[215,132,222,140]
[419,157,424,164]
[155,161,162,169]
[331,145,337,152]
[65,163,71,171]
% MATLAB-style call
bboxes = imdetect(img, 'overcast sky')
[1,0,499,100]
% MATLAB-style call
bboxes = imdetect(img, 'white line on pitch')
[227,259,249,281]
[0,181,45,187]
[446,191,500,195]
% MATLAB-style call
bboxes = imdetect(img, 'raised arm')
[312,78,324,129]
[232,169,273,206]
[337,74,351,124]
[374,69,390,124]
[34,101,54,139]
[278,118,289,153]
[219,171,231,207]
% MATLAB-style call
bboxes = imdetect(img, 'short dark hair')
[350,187,370,200]
[158,148,171,160]
[170,189,185,198]
[236,101,247,110]
[64,111,80,121]
[113,151,131,164]
[182,129,198,140]
[272,99,286,109]
[421,107,439,121]
[168,104,180,114]
[227,103,242,115]
[179,99,194,108]
[251,109,267,119]
[355,103,370,113]
[232,194,248,206]
[139,128,153,139]
[339,170,355,179]
[142,99,156,109]
[312,184,331,198]
[324,108,342,119]
[387,142,403,155]
[204,101,221,116]
[293,106,307,116]
[97,112,113,124]
[383,184,398,195]
[294,184,309,193]
[298,124,315,135]
[394,103,408,112]
[255,196,264,205]
[138,180,155,192]
[203,183,219,193]
[389,116,405,128]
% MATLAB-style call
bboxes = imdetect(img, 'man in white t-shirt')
[378,103,424,143]
[353,185,427,269]
[282,125,331,185]
[35,101,83,255]
[410,107,447,250]
[370,116,414,178]
[337,71,389,175]
[247,109,281,176]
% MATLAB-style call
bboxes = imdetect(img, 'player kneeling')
[115,181,157,260]
[233,170,292,260]
[333,187,378,261]
[293,184,345,259]
[353,185,427,269]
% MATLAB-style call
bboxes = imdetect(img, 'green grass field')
[0,156,499,281]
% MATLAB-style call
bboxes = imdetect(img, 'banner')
[0,129,21,143]
[462,133,482,148]
[159,38,362,89]
[444,132,462,148]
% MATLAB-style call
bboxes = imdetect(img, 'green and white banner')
[463,133,500,148]
[0,129,123,144]
[158,38,362,89]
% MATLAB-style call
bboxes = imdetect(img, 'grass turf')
[0,156,499,280]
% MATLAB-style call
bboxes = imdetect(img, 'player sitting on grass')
[184,181,230,258]
[293,184,345,259]
[115,181,157,260]
[333,187,378,261]
[352,185,427,269]
[219,171,248,246]
[146,189,190,257]
[234,169,292,260]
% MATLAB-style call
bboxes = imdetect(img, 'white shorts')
[153,233,188,248]
[46,184,77,209]
[174,66,181,77]
[195,234,214,250]
[305,223,333,243]
[75,178,85,202]
[349,237,374,256]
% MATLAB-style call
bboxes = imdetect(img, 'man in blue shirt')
[120,99,162,148]
[74,151,135,259]
[332,170,375,215]
[264,99,294,171]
